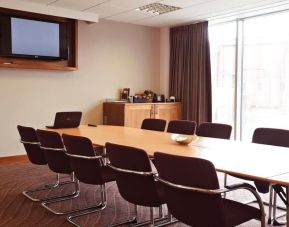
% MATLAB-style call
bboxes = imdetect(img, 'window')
[210,11,289,141]
[209,22,236,138]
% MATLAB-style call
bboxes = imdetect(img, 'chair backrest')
[154,152,226,227]
[62,134,104,185]
[106,142,162,207]
[36,129,72,174]
[167,120,197,135]
[141,118,166,132]
[252,128,289,147]
[197,122,232,139]
[17,125,46,165]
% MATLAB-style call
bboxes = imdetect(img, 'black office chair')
[251,128,289,193]
[252,128,289,224]
[141,118,166,132]
[36,129,81,215]
[17,125,69,202]
[228,127,289,225]
[196,122,233,198]
[167,120,197,135]
[196,122,232,139]
[154,152,265,227]
[62,134,116,226]
[106,142,175,226]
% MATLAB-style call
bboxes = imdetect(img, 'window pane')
[209,22,236,137]
[242,12,289,141]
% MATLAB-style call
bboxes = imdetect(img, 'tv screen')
[0,14,68,60]
[11,17,60,58]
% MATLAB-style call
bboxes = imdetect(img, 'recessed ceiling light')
[136,3,181,15]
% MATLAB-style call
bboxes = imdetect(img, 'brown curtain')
[169,21,212,124]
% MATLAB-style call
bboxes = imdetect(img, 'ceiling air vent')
[136,3,181,15]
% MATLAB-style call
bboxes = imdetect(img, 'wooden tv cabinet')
[103,102,181,129]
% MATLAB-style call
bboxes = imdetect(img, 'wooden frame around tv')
[0,8,78,71]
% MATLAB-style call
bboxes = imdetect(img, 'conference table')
[48,124,289,226]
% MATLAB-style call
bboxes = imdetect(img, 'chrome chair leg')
[150,207,154,226]
[103,147,107,165]
[106,205,138,227]
[263,186,287,225]
[268,185,273,224]
[67,184,108,227]
[159,205,164,218]
[70,172,75,182]
[107,203,177,227]
[271,190,287,226]
[45,173,60,188]
[273,190,277,222]
[244,184,286,224]
[168,212,173,222]
[23,173,75,202]
[131,208,178,227]
[223,173,228,198]
[41,179,82,215]
[153,211,179,227]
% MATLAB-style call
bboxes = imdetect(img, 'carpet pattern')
[0,163,285,227]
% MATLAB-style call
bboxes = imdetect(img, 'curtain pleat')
[169,21,212,124]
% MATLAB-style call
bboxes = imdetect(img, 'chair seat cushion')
[223,198,261,226]
[101,166,116,183]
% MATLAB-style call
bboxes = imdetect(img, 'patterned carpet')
[0,162,285,227]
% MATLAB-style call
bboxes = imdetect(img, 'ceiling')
[14,0,289,27]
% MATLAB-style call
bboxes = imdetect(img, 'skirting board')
[0,154,28,164]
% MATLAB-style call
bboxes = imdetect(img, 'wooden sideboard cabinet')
[103,102,181,129]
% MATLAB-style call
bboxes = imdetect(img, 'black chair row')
[142,119,289,224]
[141,118,233,139]
[20,124,288,227]
[18,125,76,202]
[18,126,116,226]
[106,142,265,227]
[17,119,233,226]
[18,125,174,226]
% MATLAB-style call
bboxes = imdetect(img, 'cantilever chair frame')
[20,139,75,202]
[107,163,176,227]
[64,152,108,227]
[225,127,289,225]
[40,146,107,221]
[155,175,266,227]
[225,178,278,225]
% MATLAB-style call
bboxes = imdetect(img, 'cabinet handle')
[150,105,155,117]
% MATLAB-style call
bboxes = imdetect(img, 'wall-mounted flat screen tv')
[0,15,68,60]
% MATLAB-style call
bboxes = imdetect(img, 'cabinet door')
[103,103,125,126]
[124,104,153,128]
[155,103,181,123]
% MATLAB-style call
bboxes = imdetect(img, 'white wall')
[0,20,160,157]
[160,27,170,97]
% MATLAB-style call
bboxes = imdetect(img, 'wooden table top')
[269,173,289,186]
[48,125,289,185]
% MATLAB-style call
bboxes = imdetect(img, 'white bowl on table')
[171,134,198,145]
